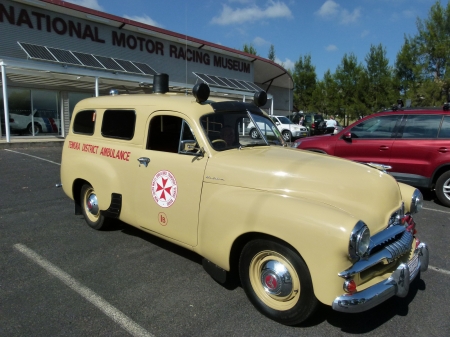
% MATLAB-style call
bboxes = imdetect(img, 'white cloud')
[275,57,295,71]
[64,0,104,11]
[325,44,337,51]
[361,29,369,38]
[316,0,361,25]
[211,1,292,25]
[253,36,269,46]
[316,0,339,17]
[123,14,163,28]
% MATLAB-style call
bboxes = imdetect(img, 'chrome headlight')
[348,221,371,261]
[410,189,423,214]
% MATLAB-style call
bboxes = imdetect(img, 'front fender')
[197,183,358,305]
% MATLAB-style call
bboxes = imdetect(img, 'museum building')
[0,0,293,142]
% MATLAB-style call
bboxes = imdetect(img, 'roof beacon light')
[193,83,210,103]
[109,89,119,96]
[153,73,169,94]
[253,90,267,107]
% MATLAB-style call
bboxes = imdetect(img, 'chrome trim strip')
[339,231,413,278]
[369,225,405,251]
[332,243,428,313]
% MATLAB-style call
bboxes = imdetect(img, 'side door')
[334,114,401,165]
[132,112,207,246]
[389,114,444,186]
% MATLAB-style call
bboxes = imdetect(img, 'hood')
[204,146,402,233]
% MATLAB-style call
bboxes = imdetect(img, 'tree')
[334,53,369,119]
[395,36,419,106]
[242,43,258,55]
[365,44,395,111]
[415,1,450,103]
[292,55,317,112]
[268,44,276,61]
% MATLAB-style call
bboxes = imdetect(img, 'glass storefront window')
[69,92,93,119]
[31,89,60,136]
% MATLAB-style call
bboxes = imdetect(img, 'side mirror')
[343,132,352,140]
[180,140,204,156]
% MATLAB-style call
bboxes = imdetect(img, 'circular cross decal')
[151,170,177,208]
[265,275,278,290]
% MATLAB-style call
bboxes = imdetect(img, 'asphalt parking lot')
[1,145,449,337]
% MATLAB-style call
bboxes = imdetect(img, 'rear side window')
[101,109,136,140]
[438,116,450,138]
[401,115,441,139]
[73,110,96,135]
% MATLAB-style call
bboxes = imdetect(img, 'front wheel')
[282,130,292,141]
[435,171,450,207]
[250,128,260,139]
[239,239,318,326]
[80,184,110,230]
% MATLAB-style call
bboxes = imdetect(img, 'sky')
[64,0,446,79]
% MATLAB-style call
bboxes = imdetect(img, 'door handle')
[137,157,150,167]
[379,146,389,150]
[438,147,448,153]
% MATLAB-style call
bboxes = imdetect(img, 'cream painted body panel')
[61,92,417,307]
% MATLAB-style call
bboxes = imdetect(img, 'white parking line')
[423,207,450,214]
[429,265,450,275]
[14,244,155,337]
[4,149,61,165]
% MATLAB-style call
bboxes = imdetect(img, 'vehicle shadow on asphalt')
[104,218,241,291]
[97,218,428,330]
[301,275,426,330]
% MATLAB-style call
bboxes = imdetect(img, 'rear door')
[389,114,446,187]
[334,114,401,165]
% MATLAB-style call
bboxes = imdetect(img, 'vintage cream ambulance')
[61,74,429,325]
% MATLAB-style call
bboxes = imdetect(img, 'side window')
[351,115,399,138]
[438,116,450,138]
[73,110,96,135]
[401,115,441,139]
[147,115,198,154]
[101,109,136,140]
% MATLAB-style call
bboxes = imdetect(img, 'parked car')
[293,107,450,207]
[324,119,344,134]
[9,109,59,135]
[60,75,428,325]
[290,112,326,136]
[248,115,308,141]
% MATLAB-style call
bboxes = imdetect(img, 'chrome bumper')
[332,242,429,313]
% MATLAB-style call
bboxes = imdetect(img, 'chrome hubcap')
[443,178,450,200]
[86,193,99,215]
[260,260,292,297]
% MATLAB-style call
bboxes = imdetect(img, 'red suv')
[292,108,450,207]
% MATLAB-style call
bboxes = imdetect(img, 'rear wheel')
[435,171,450,207]
[80,184,110,230]
[239,239,318,326]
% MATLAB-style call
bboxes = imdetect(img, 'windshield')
[200,110,285,151]
[275,116,292,124]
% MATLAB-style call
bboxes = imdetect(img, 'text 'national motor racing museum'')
[0,0,293,142]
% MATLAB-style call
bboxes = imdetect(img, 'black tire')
[282,130,292,141]
[80,184,110,230]
[27,123,41,135]
[250,128,260,139]
[239,239,318,326]
[435,171,450,207]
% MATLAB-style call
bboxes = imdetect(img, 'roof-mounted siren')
[109,89,119,96]
[253,90,267,107]
[192,83,210,103]
[153,73,169,94]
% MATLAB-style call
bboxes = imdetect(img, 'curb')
[0,140,64,149]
